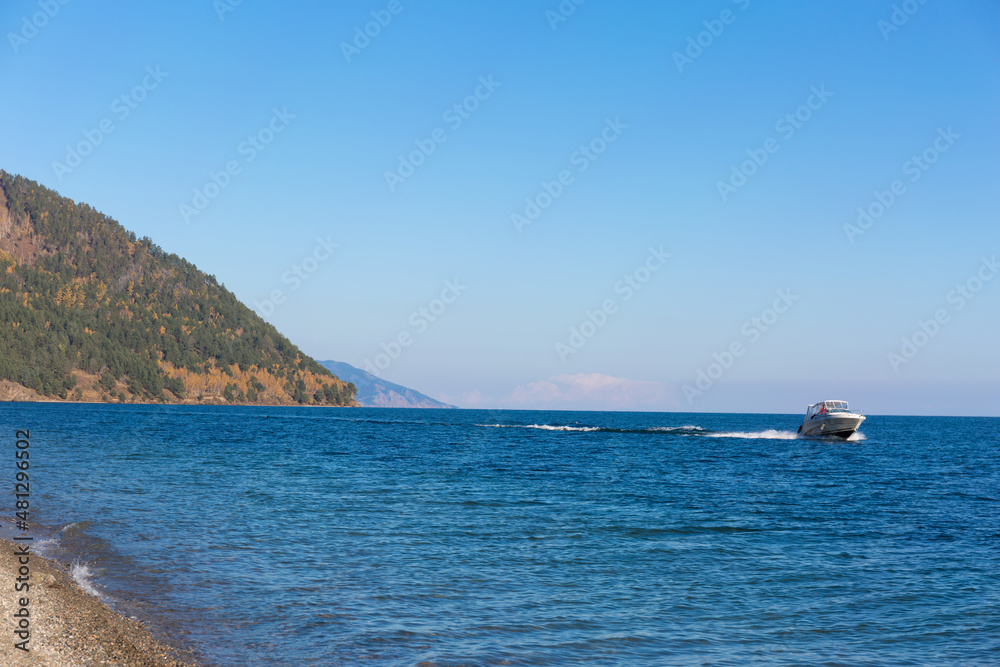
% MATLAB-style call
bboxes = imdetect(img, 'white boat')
[797,400,865,439]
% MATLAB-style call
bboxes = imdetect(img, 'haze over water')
[7,403,998,665]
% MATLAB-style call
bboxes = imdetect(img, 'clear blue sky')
[2,1,998,415]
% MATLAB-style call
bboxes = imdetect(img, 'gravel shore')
[0,538,200,666]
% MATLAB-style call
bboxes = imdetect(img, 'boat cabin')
[805,400,856,419]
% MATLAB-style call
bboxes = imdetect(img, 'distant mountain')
[0,170,355,406]
[318,361,455,409]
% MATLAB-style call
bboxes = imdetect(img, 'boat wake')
[478,424,708,435]
[707,429,801,440]
[499,424,602,432]
[478,424,866,441]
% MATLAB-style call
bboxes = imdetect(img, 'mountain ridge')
[319,360,455,409]
[0,170,356,406]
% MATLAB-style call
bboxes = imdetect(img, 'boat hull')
[797,414,865,439]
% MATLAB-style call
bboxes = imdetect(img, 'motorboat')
[797,400,865,439]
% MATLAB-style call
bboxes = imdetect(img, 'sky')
[1,0,998,415]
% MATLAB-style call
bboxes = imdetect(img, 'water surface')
[4,404,998,665]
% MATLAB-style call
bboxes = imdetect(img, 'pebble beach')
[0,538,198,667]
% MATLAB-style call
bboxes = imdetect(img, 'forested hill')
[0,171,356,406]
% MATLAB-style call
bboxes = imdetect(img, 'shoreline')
[0,537,201,666]
[0,379,359,408]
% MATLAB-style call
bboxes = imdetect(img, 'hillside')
[319,360,456,408]
[0,171,355,406]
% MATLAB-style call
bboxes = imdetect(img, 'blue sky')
[2,0,998,415]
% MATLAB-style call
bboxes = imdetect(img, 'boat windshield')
[806,400,859,418]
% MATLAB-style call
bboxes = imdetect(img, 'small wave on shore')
[32,536,59,556]
[30,520,91,558]
[59,521,93,536]
[69,561,103,599]
[25,522,109,601]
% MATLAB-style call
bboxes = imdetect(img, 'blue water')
[3,404,998,665]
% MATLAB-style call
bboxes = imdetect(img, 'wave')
[31,537,59,556]
[707,429,802,440]
[70,561,104,599]
[59,521,92,536]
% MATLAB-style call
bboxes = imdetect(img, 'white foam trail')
[69,562,103,599]
[477,423,601,432]
[649,425,706,433]
[847,432,867,441]
[707,429,802,440]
